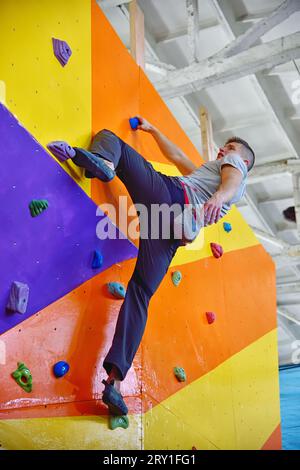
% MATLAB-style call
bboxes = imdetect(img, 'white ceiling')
[98,0,300,366]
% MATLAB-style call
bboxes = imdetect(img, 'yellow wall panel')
[144,330,280,450]
[0,0,91,194]
[0,415,142,450]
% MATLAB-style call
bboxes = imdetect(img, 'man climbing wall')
[47,116,255,416]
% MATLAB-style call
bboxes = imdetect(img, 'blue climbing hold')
[92,250,103,269]
[53,361,70,378]
[108,282,126,299]
[223,222,232,233]
[172,271,182,287]
[129,117,140,130]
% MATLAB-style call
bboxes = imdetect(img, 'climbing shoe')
[102,379,128,416]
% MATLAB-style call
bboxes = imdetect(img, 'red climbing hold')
[206,312,216,324]
[210,242,223,259]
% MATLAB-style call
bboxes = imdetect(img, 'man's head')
[217,137,255,172]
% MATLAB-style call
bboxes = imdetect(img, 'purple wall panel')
[0,104,137,334]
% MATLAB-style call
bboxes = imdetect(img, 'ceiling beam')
[245,189,277,235]
[156,19,219,45]
[213,113,271,133]
[217,0,300,59]
[200,106,214,161]
[210,0,300,160]
[258,196,294,207]
[157,0,299,161]
[155,7,288,46]
[278,307,300,326]
[237,7,284,24]
[247,159,300,184]
[253,227,286,249]
[156,32,300,99]
[277,281,300,294]
[129,0,145,69]
[278,301,300,307]
[186,0,200,63]
[99,0,130,8]
[117,3,201,132]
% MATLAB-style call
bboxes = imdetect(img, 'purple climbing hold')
[129,117,140,130]
[108,282,126,299]
[52,38,72,67]
[92,250,103,269]
[6,281,29,314]
[47,141,76,163]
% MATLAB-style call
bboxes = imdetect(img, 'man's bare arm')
[136,116,197,175]
[204,165,243,225]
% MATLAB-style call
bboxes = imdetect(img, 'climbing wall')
[0,0,281,450]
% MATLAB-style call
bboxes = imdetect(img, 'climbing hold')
[107,282,126,299]
[283,206,296,222]
[52,38,72,67]
[92,250,103,269]
[129,117,140,130]
[172,271,182,287]
[223,222,232,233]
[29,199,48,217]
[206,312,216,324]
[174,366,186,382]
[109,415,129,431]
[53,361,70,378]
[6,281,29,314]
[210,242,223,259]
[12,362,33,393]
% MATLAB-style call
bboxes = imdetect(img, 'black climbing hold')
[283,206,296,222]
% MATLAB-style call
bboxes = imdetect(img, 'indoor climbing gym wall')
[0,0,281,450]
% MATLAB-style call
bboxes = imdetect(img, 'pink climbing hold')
[210,242,223,259]
[52,38,72,67]
[206,312,216,324]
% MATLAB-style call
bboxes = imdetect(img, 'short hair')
[225,136,255,171]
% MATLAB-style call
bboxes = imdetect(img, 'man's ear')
[244,159,250,168]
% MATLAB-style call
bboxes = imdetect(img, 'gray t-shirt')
[173,153,248,243]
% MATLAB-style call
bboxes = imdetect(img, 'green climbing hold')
[172,271,182,287]
[174,366,186,382]
[109,415,129,430]
[29,199,49,217]
[12,362,33,393]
